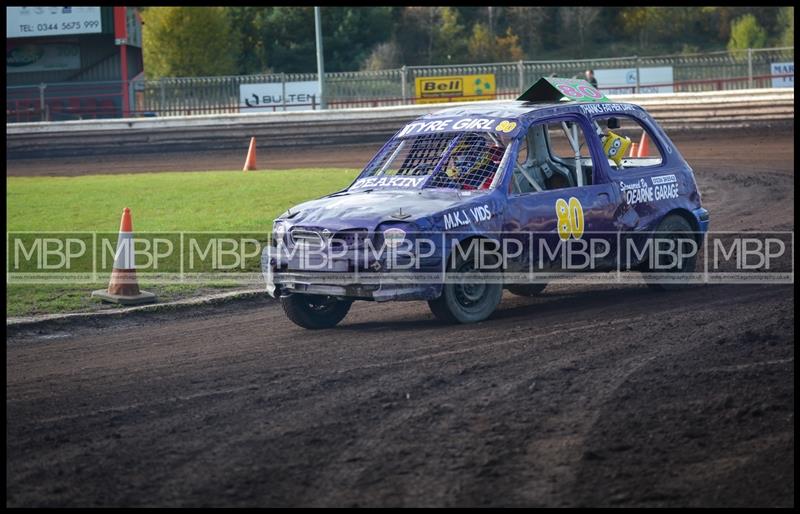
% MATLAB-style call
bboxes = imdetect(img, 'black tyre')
[280,294,352,329]
[506,282,547,297]
[428,244,503,324]
[645,214,698,291]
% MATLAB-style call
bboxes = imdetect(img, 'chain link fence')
[7,47,793,123]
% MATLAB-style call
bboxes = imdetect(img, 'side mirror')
[607,117,620,130]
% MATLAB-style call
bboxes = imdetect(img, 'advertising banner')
[770,62,794,88]
[594,67,674,94]
[415,74,496,104]
[6,42,81,73]
[239,81,320,111]
[7,6,102,38]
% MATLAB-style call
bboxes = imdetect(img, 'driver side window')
[593,115,663,172]
[511,120,595,194]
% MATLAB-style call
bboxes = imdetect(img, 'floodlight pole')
[314,6,326,110]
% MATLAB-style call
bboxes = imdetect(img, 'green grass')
[5,282,245,318]
[7,168,358,231]
[7,168,358,317]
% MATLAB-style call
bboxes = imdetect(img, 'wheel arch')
[661,208,702,244]
[444,233,497,267]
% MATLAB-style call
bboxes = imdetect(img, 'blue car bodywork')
[262,79,709,311]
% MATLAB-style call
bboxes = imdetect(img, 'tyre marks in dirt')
[5,126,795,506]
[6,283,794,506]
[570,295,794,507]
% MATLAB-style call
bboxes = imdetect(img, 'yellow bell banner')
[415,74,496,104]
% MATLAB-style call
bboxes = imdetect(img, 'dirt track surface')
[5,128,794,178]
[6,129,795,507]
[6,144,374,176]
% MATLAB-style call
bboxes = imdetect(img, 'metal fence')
[6,81,125,123]
[6,47,793,123]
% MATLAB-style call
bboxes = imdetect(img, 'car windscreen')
[350,131,513,191]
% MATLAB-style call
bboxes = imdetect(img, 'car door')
[590,112,680,268]
[503,114,620,276]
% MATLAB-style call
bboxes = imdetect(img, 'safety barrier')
[7,46,793,122]
[6,89,794,159]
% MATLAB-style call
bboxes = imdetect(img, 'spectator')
[585,69,598,88]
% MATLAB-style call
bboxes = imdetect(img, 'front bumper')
[261,246,441,301]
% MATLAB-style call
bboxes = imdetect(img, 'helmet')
[447,134,487,178]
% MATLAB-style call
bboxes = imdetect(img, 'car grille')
[330,229,368,250]
[290,228,325,250]
[289,227,369,251]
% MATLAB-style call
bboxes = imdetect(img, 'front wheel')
[428,246,503,324]
[280,294,352,329]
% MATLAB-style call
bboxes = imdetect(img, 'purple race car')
[262,78,709,328]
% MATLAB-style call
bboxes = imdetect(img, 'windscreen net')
[355,132,511,190]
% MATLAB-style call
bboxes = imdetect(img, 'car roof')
[423,100,639,122]
[430,100,556,116]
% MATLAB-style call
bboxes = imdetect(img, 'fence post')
[635,56,641,94]
[39,83,46,121]
[518,60,525,94]
[401,66,408,104]
[747,48,753,89]
[129,79,136,116]
[159,78,166,115]
[281,72,287,111]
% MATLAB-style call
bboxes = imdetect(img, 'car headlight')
[383,227,406,248]
[272,221,287,244]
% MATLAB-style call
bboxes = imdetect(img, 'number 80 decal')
[555,197,584,240]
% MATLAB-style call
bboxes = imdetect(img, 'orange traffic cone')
[628,142,638,158]
[243,137,257,171]
[92,207,157,305]
[637,132,649,158]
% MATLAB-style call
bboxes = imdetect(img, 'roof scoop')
[517,77,610,103]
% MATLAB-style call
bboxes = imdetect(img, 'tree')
[777,6,793,46]
[361,41,402,71]
[559,6,601,56]
[506,7,551,57]
[226,7,268,74]
[727,14,768,51]
[142,7,239,78]
[140,6,791,75]
[395,7,440,65]
[433,7,468,63]
[467,23,495,63]
[257,7,316,74]
[324,7,394,72]
[495,28,524,61]
[620,7,670,52]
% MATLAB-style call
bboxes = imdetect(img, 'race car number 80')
[556,197,584,240]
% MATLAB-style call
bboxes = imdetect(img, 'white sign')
[6,42,81,73]
[240,81,320,112]
[595,67,674,94]
[6,6,102,38]
[771,62,794,88]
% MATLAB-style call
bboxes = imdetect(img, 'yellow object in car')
[602,131,631,166]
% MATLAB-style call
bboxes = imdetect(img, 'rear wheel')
[645,214,697,291]
[506,283,547,297]
[428,244,503,324]
[280,294,352,329]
